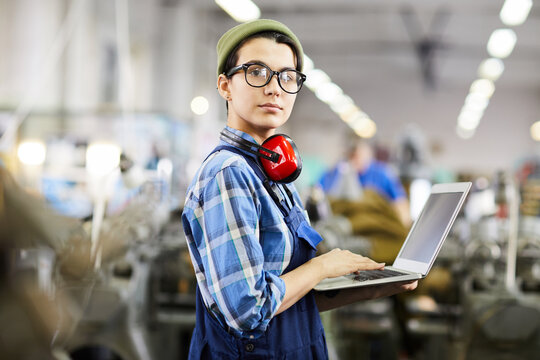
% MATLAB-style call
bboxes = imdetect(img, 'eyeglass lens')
[245,64,303,93]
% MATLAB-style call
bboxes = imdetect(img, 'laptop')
[314,182,472,291]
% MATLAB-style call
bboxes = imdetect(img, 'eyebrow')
[245,59,296,71]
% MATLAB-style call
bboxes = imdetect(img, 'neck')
[226,123,275,145]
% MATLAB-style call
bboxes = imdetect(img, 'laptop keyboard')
[353,268,406,282]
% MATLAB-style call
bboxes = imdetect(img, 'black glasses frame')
[226,62,306,94]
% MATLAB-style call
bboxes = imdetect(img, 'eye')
[280,71,296,83]
[247,65,268,78]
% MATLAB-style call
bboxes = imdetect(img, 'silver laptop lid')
[393,182,471,275]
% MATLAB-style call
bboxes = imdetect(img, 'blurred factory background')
[1,0,540,359]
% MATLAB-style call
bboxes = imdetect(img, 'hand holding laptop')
[314,273,418,312]
[314,182,472,291]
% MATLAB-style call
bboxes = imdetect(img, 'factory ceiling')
[204,0,540,91]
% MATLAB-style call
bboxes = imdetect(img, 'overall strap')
[210,145,293,216]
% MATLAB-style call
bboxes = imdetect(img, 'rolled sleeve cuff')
[226,272,286,339]
[267,272,286,316]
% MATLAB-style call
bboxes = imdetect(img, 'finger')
[406,280,418,290]
[356,262,385,271]
[355,254,382,265]
[397,280,418,290]
[358,257,384,267]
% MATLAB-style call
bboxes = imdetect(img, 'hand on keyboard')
[353,269,405,282]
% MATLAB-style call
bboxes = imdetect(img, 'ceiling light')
[531,121,540,141]
[315,82,343,104]
[304,69,330,90]
[456,126,476,139]
[215,0,260,23]
[329,94,355,114]
[470,78,495,98]
[465,93,490,112]
[353,118,377,138]
[487,29,517,58]
[340,107,362,123]
[191,96,209,115]
[17,140,46,166]
[500,0,532,26]
[477,58,505,81]
[458,110,483,130]
[303,55,314,72]
[86,143,121,176]
[349,112,370,128]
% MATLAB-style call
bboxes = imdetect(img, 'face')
[218,37,298,143]
[350,143,373,172]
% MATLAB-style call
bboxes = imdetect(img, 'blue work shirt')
[320,160,406,201]
[182,127,307,339]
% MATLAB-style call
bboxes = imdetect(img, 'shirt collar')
[219,126,261,161]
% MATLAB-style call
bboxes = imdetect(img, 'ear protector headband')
[220,128,302,183]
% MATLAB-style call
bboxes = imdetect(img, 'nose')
[264,72,281,96]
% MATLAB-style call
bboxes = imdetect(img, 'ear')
[217,74,231,101]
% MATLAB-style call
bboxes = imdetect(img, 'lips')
[259,103,282,111]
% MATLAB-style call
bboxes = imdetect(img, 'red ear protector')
[220,128,302,183]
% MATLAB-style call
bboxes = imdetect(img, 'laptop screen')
[398,192,463,263]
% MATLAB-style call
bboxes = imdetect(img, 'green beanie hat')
[216,19,304,77]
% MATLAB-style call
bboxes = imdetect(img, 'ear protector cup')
[220,128,302,183]
[259,134,302,183]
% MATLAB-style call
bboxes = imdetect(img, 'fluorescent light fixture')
[86,143,121,176]
[329,94,355,114]
[339,107,376,138]
[458,109,483,130]
[352,118,377,138]
[303,55,314,72]
[531,121,540,141]
[340,107,362,123]
[215,0,260,23]
[478,58,505,81]
[470,78,495,98]
[487,29,517,58]
[500,0,532,26]
[17,140,46,165]
[349,112,370,128]
[465,93,490,112]
[304,68,330,90]
[315,82,343,103]
[456,125,476,139]
[191,96,209,115]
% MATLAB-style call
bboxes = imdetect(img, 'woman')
[181,19,417,359]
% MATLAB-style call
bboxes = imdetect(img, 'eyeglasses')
[226,62,306,94]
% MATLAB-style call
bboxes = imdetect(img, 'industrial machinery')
[1,166,197,360]
[308,174,540,360]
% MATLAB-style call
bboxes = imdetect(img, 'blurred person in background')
[320,138,411,226]
[318,139,411,264]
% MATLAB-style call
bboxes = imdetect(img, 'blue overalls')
[188,145,328,359]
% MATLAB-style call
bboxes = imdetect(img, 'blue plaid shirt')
[182,127,305,338]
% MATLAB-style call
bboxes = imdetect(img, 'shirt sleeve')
[191,164,286,336]
[361,161,407,202]
[318,165,339,193]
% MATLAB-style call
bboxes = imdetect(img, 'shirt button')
[245,343,255,352]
